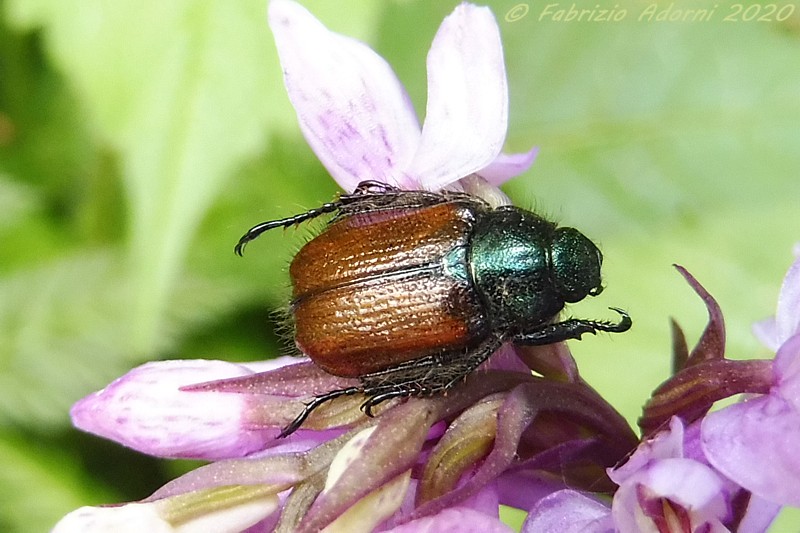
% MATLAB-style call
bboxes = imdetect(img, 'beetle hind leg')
[278,385,361,439]
[358,336,504,414]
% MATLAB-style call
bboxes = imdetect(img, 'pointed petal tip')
[478,147,540,186]
[69,360,274,459]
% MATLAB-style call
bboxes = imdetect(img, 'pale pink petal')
[609,416,685,485]
[456,174,513,207]
[522,490,613,533]
[53,503,172,533]
[71,360,274,459]
[385,507,512,533]
[637,459,728,518]
[240,355,304,373]
[269,0,420,191]
[752,317,779,352]
[775,255,800,344]
[408,3,508,190]
[774,333,800,409]
[612,459,729,533]
[702,395,800,506]
[477,147,539,186]
[737,494,781,533]
[53,489,279,533]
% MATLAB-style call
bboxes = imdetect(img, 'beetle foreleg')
[512,307,632,345]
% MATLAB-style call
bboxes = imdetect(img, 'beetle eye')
[589,285,604,297]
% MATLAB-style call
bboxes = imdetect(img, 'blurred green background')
[1,0,798,530]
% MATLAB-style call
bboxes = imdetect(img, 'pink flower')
[702,251,800,507]
[70,359,279,459]
[56,3,636,532]
[523,418,781,533]
[269,0,536,195]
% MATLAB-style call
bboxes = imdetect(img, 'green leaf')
[0,434,115,532]
[490,1,800,425]
[4,0,379,351]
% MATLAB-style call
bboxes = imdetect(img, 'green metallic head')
[550,227,604,303]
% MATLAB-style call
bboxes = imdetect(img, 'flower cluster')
[54,2,798,532]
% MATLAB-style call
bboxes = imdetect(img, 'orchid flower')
[523,418,781,533]
[52,0,799,531]
[53,3,640,532]
[701,252,800,507]
[269,0,537,198]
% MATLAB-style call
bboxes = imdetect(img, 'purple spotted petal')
[701,393,800,506]
[269,0,420,191]
[522,490,613,533]
[71,360,273,459]
[386,507,513,533]
[477,147,540,186]
[407,4,508,190]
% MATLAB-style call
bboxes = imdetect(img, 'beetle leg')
[360,389,410,417]
[358,336,504,410]
[278,386,361,439]
[511,307,632,345]
[351,180,401,194]
[337,182,487,220]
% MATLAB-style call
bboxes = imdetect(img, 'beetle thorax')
[468,207,565,335]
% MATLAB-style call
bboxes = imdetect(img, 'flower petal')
[54,486,279,533]
[612,459,728,533]
[269,0,420,191]
[702,395,800,506]
[776,255,800,344]
[609,416,685,485]
[752,317,779,352]
[325,470,411,533]
[775,332,800,409]
[736,494,781,533]
[71,360,273,459]
[386,507,513,533]
[477,148,539,186]
[407,3,508,190]
[53,503,173,533]
[522,490,613,533]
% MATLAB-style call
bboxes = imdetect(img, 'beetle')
[236,181,631,437]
